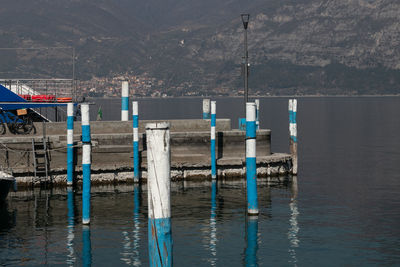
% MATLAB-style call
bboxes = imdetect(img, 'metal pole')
[244,27,248,106]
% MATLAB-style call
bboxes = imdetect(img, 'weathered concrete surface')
[0,119,293,186]
[3,119,231,137]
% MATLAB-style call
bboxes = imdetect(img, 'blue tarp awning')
[0,84,72,110]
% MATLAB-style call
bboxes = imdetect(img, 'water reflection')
[0,202,16,232]
[245,215,259,267]
[209,180,218,266]
[82,225,92,267]
[120,184,142,266]
[66,187,76,266]
[288,176,299,266]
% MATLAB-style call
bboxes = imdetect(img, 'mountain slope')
[0,0,399,94]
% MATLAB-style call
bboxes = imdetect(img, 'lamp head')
[241,14,250,29]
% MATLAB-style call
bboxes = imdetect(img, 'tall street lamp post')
[241,14,250,110]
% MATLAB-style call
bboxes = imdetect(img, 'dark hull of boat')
[0,179,14,203]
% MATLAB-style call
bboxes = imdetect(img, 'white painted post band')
[132,101,139,182]
[255,99,260,130]
[211,101,216,179]
[146,122,172,266]
[81,103,91,225]
[121,81,129,121]
[246,102,258,215]
[203,99,210,119]
[67,103,74,185]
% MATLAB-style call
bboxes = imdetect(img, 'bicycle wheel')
[0,122,6,135]
[14,116,34,135]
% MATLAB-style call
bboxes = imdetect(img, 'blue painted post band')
[211,101,216,179]
[246,103,259,215]
[133,101,139,182]
[67,144,74,184]
[82,226,92,267]
[245,216,259,266]
[246,157,258,212]
[203,112,210,119]
[211,139,216,178]
[246,121,256,138]
[122,97,129,111]
[82,125,91,143]
[67,117,74,130]
[82,163,91,224]
[148,218,172,267]
[133,141,139,181]
[211,114,216,127]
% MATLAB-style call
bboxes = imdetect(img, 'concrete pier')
[0,119,294,186]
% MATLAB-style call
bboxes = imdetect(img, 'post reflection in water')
[209,180,218,266]
[120,184,142,266]
[82,225,92,267]
[288,176,299,266]
[66,187,76,266]
[245,215,259,267]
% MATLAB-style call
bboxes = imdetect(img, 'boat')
[0,171,15,203]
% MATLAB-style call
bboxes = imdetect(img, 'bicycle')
[0,109,34,135]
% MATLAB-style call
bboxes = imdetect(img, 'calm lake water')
[1,96,400,266]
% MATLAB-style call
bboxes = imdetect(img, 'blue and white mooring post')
[246,102,259,215]
[255,99,260,130]
[146,122,172,267]
[132,101,139,183]
[210,101,217,179]
[67,103,75,185]
[81,103,91,225]
[290,99,298,175]
[121,81,129,121]
[203,99,210,119]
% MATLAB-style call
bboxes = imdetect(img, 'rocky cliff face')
[1,0,399,94]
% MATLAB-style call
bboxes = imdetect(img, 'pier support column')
[121,81,129,121]
[211,101,216,179]
[203,99,210,119]
[255,99,260,130]
[246,102,259,215]
[67,103,74,185]
[146,122,172,267]
[132,101,139,183]
[81,104,91,225]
